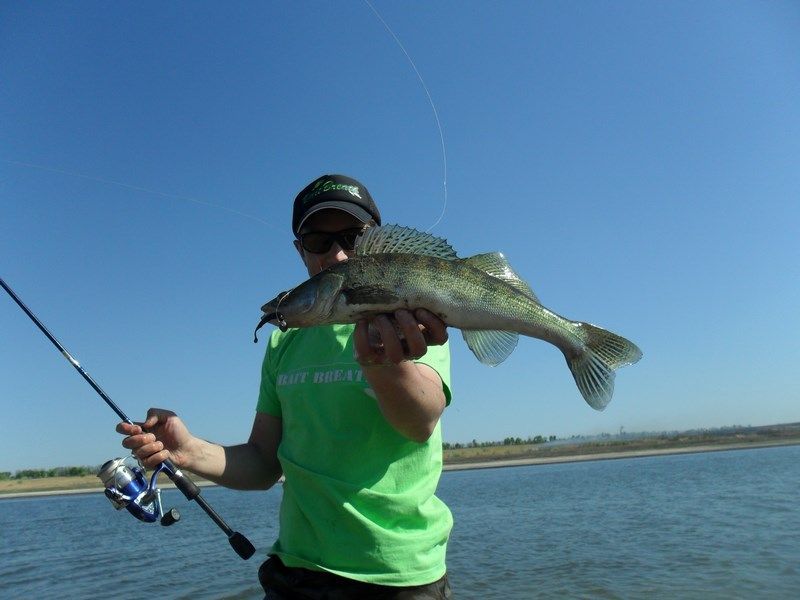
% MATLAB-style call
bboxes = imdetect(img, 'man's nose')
[331,241,348,255]
[321,242,349,267]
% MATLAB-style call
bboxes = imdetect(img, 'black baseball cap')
[292,174,381,237]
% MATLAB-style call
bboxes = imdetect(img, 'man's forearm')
[183,438,282,490]
[363,362,446,443]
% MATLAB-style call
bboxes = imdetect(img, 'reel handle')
[161,508,181,527]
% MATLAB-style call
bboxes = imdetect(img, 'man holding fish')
[119,174,456,598]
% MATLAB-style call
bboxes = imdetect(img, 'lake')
[1,445,798,599]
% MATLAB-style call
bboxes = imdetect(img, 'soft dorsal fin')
[356,225,458,259]
[463,252,539,302]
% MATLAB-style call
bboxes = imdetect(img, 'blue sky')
[2,1,799,471]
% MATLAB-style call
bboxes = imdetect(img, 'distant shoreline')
[2,438,797,500]
[442,438,800,471]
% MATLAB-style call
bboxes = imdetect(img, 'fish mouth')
[254,287,296,342]
[261,311,279,323]
[253,311,287,343]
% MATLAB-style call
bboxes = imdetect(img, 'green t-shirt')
[256,323,453,586]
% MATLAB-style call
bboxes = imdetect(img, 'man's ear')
[293,239,304,259]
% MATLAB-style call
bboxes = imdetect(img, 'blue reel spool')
[98,456,180,526]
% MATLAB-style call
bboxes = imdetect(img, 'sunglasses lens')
[338,232,360,251]
[300,233,333,254]
[300,228,367,254]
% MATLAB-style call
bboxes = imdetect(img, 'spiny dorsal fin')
[356,224,458,259]
[463,252,539,302]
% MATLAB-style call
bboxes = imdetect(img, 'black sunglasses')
[298,227,369,254]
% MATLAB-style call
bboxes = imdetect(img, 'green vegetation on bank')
[0,465,100,481]
[443,422,800,463]
[443,434,556,450]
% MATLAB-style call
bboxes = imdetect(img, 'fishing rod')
[0,276,255,560]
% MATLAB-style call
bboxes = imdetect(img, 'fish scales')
[333,254,557,336]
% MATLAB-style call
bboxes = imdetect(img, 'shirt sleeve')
[256,331,282,416]
[415,341,452,406]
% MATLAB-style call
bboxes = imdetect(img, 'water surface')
[1,445,797,598]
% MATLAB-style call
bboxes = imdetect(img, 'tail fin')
[567,323,642,410]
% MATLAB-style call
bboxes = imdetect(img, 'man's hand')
[116,408,196,470]
[353,308,448,365]
[353,309,448,442]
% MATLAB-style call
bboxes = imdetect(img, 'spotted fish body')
[258,225,642,410]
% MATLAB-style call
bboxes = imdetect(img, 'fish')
[256,225,642,410]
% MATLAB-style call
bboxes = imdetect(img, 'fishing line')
[362,0,448,232]
[1,158,278,230]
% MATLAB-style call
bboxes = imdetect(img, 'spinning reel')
[98,456,181,526]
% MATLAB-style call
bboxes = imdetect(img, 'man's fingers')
[353,319,369,352]
[353,319,375,363]
[136,440,165,458]
[121,432,156,450]
[143,408,174,430]
[415,309,448,345]
[116,422,139,435]
[356,311,443,365]
[373,315,404,364]
[354,319,388,365]
[142,449,170,469]
[394,310,427,359]
[135,407,180,433]
[119,429,168,467]
[116,412,162,435]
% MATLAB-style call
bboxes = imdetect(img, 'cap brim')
[295,201,374,235]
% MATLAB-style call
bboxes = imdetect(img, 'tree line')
[442,435,556,450]
[0,466,101,481]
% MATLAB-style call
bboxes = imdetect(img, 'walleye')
[256,225,642,410]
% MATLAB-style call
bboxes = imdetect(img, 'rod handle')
[162,459,200,499]
[160,459,256,560]
[228,531,256,560]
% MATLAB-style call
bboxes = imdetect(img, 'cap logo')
[302,179,362,204]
